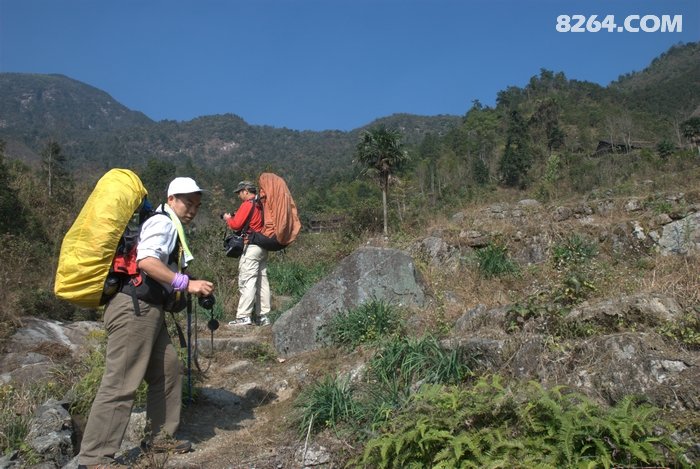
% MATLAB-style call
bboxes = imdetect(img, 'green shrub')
[657,311,700,349]
[0,234,44,324]
[323,299,403,348]
[506,285,599,337]
[293,374,358,435]
[568,159,603,193]
[553,272,597,305]
[656,140,676,159]
[69,344,108,417]
[368,335,469,389]
[475,243,519,278]
[237,342,277,363]
[357,378,690,468]
[551,233,598,270]
[506,293,559,333]
[356,336,471,429]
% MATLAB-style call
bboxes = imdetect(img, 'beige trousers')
[236,243,271,319]
[78,292,182,465]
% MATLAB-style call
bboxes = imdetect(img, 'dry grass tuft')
[640,254,700,306]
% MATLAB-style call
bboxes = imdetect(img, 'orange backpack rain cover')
[258,172,301,246]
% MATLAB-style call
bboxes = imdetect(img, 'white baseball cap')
[167,177,204,196]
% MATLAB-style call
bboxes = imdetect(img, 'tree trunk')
[47,153,53,197]
[673,117,683,147]
[382,188,388,236]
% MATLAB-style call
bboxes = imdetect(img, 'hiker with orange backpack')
[222,173,302,327]
[222,180,272,327]
[77,177,214,469]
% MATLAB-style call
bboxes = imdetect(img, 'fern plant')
[356,378,690,468]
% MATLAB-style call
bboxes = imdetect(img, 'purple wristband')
[171,273,189,292]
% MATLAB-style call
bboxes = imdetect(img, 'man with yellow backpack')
[72,176,214,469]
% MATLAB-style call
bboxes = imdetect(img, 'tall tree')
[461,102,500,185]
[40,140,72,203]
[530,98,565,155]
[0,140,27,234]
[354,126,407,236]
[418,133,440,195]
[498,110,532,188]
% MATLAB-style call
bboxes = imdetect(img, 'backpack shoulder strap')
[151,205,183,266]
[241,198,257,233]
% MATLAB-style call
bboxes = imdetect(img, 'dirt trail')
[155,321,338,469]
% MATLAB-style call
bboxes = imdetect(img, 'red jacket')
[227,198,263,233]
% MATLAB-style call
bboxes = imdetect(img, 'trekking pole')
[186,293,193,406]
[193,298,218,374]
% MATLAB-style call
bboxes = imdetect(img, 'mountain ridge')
[0,41,698,187]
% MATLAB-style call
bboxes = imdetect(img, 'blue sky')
[0,0,698,131]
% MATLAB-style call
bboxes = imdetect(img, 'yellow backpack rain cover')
[54,169,147,308]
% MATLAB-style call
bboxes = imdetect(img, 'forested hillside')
[0,42,696,197]
[611,41,700,117]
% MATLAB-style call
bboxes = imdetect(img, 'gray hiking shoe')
[257,314,270,326]
[141,437,192,454]
[78,462,131,469]
[228,316,253,326]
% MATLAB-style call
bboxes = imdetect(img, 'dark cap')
[234,180,257,193]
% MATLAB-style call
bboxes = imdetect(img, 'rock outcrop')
[272,247,427,357]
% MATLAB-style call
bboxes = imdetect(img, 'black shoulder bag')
[224,199,256,258]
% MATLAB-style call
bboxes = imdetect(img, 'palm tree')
[354,126,408,236]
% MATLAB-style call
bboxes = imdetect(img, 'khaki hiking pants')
[237,243,271,319]
[78,292,182,466]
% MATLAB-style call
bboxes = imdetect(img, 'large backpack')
[247,172,301,251]
[54,169,149,308]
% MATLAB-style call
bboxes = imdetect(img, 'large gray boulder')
[272,247,427,357]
